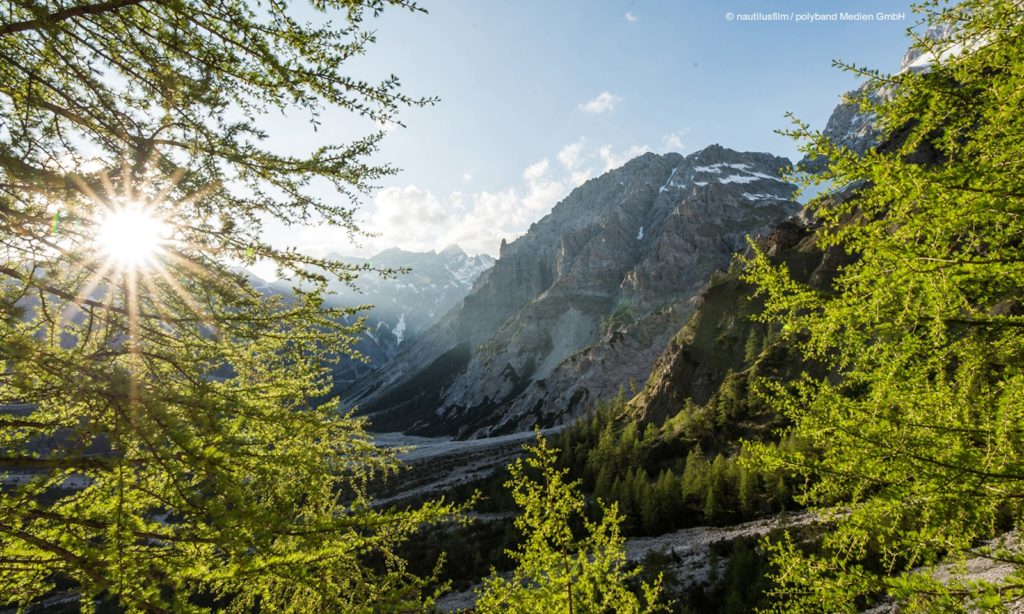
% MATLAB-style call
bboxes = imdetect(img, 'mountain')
[634,37,945,425]
[260,246,494,391]
[344,145,801,438]
[798,24,952,174]
[626,68,887,423]
[626,201,853,427]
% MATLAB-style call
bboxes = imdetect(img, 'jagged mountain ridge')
[345,145,801,438]
[255,246,494,391]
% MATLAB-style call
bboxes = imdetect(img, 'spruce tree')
[681,446,707,506]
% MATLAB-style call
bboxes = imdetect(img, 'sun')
[95,204,170,269]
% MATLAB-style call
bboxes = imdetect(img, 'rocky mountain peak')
[263,246,494,394]
[440,244,466,256]
[345,147,800,438]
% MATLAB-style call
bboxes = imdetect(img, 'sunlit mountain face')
[344,145,802,438]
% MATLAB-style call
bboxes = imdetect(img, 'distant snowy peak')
[439,247,495,287]
[258,246,494,394]
[335,248,494,325]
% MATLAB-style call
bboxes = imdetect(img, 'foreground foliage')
[0,1,457,611]
[476,434,665,613]
[745,0,1024,610]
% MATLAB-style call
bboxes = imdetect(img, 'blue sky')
[259,0,919,262]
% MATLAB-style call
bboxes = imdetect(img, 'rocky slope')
[628,78,885,425]
[626,195,856,426]
[344,145,800,438]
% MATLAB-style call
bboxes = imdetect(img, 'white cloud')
[578,91,621,114]
[336,156,577,256]
[557,138,595,186]
[267,139,658,259]
[625,11,638,22]
[365,185,452,252]
[557,138,586,170]
[661,129,690,152]
[598,143,651,171]
[521,163,570,216]
[570,169,593,187]
[462,171,473,181]
[362,142,651,253]
[523,158,550,180]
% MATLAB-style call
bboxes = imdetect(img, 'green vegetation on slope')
[556,395,803,536]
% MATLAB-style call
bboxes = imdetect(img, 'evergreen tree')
[745,0,1024,610]
[737,463,758,516]
[703,455,729,522]
[652,469,678,531]
[476,434,664,613]
[743,328,763,363]
[0,1,455,610]
[594,464,614,501]
[620,421,640,467]
[632,469,652,530]
[638,477,659,535]
[681,446,708,507]
[614,469,638,532]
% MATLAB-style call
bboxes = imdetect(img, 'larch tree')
[742,0,1024,610]
[0,0,457,611]
[476,434,664,614]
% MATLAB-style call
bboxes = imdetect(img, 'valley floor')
[371,429,560,506]
[434,511,815,612]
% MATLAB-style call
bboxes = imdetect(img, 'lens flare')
[95,204,169,269]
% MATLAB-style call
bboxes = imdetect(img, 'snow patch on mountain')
[393,313,406,346]
[742,192,785,202]
[720,174,758,184]
[658,167,679,193]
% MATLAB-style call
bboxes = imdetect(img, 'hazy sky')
[259,0,919,262]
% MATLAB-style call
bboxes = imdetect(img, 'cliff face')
[344,145,800,438]
[626,201,857,425]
